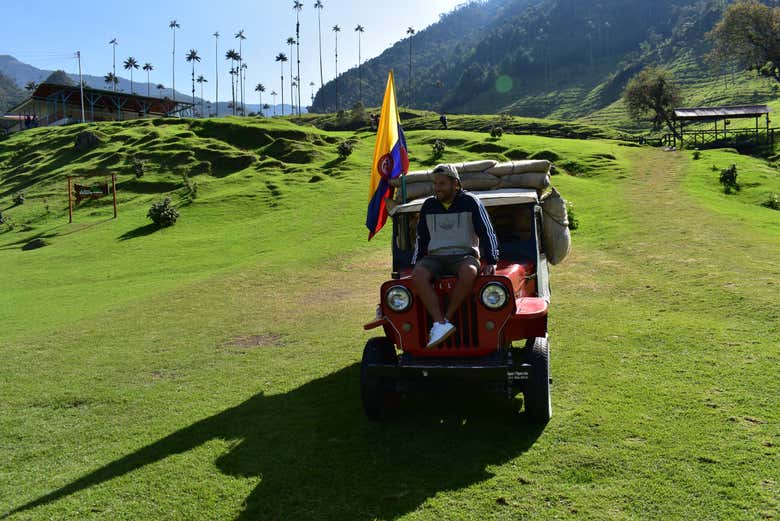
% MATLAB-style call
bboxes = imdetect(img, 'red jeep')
[362,188,552,422]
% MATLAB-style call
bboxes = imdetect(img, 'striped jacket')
[412,191,499,265]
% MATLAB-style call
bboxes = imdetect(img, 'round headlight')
[481,282,509,310]
[386,285,413,312]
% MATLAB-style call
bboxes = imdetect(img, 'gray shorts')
[415,254,480,279]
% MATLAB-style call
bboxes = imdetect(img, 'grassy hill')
[0,116,778,519]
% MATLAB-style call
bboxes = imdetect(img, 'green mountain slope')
[0,70,24,114]
[312,0,779,130]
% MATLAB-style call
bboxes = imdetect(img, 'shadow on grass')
[2,364,545,520]
[117,223,158,241]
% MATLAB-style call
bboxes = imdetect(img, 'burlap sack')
[486,160,551,177]
[399,182,433,201]
[456,160,498,173]
[540,187,571,265]
[389,170,432,187]
[461,173,500,191]
[497,172,550,190]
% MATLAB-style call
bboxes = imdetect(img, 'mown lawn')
[0,120,777,520]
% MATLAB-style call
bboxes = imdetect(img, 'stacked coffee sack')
[389,159,551,202]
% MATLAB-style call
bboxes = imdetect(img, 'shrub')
[337,140,354,159]
[762,193,779,210]
[12,192,25,205]
[133,155,146,178]
[567,201,579,230]
[350,101,366,123]
[147,197,179,227]
[431,139,446,159]
[692,150,701,160]
[0,212,12,231]
[490,126,503,138]
[719,164,740,194]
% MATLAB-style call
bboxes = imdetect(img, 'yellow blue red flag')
[366,71,409,240]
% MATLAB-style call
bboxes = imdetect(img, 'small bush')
[490,126,503,138]
[350,101,366,123]
[762,193,779,210]
[337,140,354,159]
[133,155,146,178]
[567,201,579,230]
[719,164,740,194]
[12,192,25,205]
[431,139,446,159]
[692,150,701,160]
[711,165,719,172]
[147,197,179,227]
[0,212,12,231]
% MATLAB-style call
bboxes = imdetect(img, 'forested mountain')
[311,0,739,122]
[0,71,24,114]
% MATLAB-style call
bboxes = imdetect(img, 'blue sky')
[1,0,465,103]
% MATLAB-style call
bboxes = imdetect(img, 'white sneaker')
[427,320,456,348]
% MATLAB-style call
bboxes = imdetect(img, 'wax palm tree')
[196,75,207,116]
[255,83,265,115]
[309,81,316,104]
[186,49,201,108]
[275,53,288,116]
[235,30,246,115]
[123,57,139,93]
[355,24,364,104]
[104,72,118,89]
[314,1,324,88]
[143,63,154,96]
[270,90,277,116]
[109,38,118,92]
[293,1,304,116]
[263,103,271,115]
[406,27,415,107]
[169,20,180,102]
[213,31,220,116]
[25,81,37,92]
[286,37,296,115]
[225,49,240,115]
[332,25,340,110]
[156,83,165,97]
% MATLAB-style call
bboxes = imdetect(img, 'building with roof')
[670,104,772,148]
[2,82,195,134]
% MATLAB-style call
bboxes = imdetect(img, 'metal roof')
[5,82,193,116]
[673,105,770,120]
[389,189,539,216]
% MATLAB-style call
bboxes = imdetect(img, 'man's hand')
[481,264,497,276]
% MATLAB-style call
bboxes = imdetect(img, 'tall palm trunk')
[335,32,339,110]
[409,37,413,107]
[358,33,362,105]
[191,63,195,108]
[238,40,243,115]
[296,15,302,116]
[280,62,285,117]
[147,71,150,97]
[317,9,323,87]
[172,30,176,103]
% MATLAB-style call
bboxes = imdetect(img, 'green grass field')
[0,117,777,520]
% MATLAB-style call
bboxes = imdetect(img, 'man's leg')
[444,260,478,321]
[412,265,445,323]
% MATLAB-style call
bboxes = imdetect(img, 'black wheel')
[360,337,399,421]
[523,336,552,424]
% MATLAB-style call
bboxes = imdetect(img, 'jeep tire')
[360,337,399,421]
[523,336,552,424]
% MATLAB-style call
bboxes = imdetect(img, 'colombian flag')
[366,71,409,240]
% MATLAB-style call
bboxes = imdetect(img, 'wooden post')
[111,174,118,219]
[67,176,73,223]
